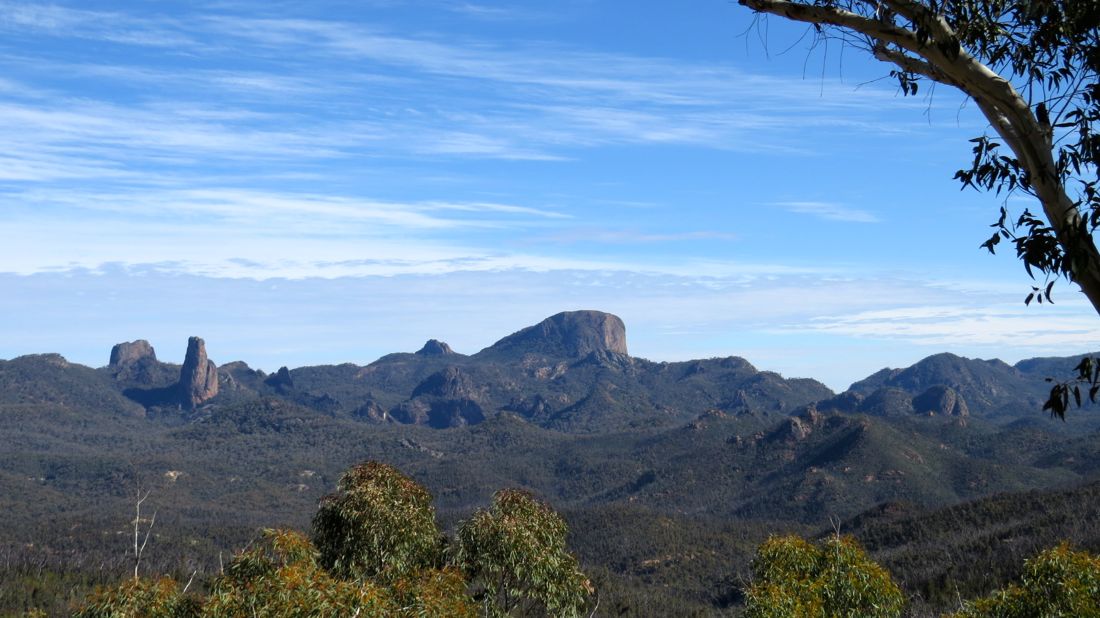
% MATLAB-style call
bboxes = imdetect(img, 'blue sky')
[1,0,1097,391]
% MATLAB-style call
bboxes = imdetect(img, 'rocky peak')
[179,336,218,409]
[264,366,294,394]
[482,310,628,358]
[416,339,455,356]
[109,340,156,367]
[411,366,477,400]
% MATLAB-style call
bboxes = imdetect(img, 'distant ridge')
[12,311,1097,430]
[846,352,1042,416]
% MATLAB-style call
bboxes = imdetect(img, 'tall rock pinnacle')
[180,336,218,409]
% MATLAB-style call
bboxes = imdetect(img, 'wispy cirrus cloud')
[769,200,880,223]
[0,0,962,190]
[534,228,740,244]
[786,304,1100,348]
[443,2,548,21]
[9,187,568,231]
[0,2,194,47]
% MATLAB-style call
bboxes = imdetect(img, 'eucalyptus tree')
[737,0,1100,416]
[745,534,904,618]
[457,489,593,617]
[312,461,443,583]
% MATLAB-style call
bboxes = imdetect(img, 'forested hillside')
[2,311,1098,615]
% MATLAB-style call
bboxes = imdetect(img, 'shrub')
[72,576,201,618]
[204,528,395,617]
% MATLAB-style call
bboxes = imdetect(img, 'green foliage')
[73,576,201,618]
[391,567,478,618]
[204,529,396,617]
[949,543,1100,618]
[457,489,592,617]
[311,461,442,583]
[744,533,904,618]
[1043,356,1100,420]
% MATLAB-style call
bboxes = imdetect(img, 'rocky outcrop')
[264,366,294,394]
[764,407,825,443]
[394,367,488,428]
[913,385,969,416]
[109,340,157,367]
[107,340,178,390]
[416,339,455,356]
[482,310,628,359]
[351,399,389,423]
[411,366,477,400]
[390,398,485,428]
[179,336,218,409]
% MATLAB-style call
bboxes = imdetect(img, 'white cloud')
[3,268,1097,393]
[788,304,1100,348]
[770,200,880,223]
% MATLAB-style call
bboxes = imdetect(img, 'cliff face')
[180,336,218,409]
[109,340,157,367]
[481,310,628,358]
[106,340,177,389]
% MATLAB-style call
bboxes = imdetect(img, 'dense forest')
[2,311,1100,615]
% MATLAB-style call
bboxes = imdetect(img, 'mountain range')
[2,310,1098,616]
[49,309,1090,430]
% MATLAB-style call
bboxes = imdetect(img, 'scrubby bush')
[204,528,396,617]
[73,576,200,618]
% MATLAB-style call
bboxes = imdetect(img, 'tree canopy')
[311,461,443,583]
[457,489,593,618]
[744,534,905,618]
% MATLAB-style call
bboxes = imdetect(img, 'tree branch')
[738,0,925,56]
[872,43,958,86]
